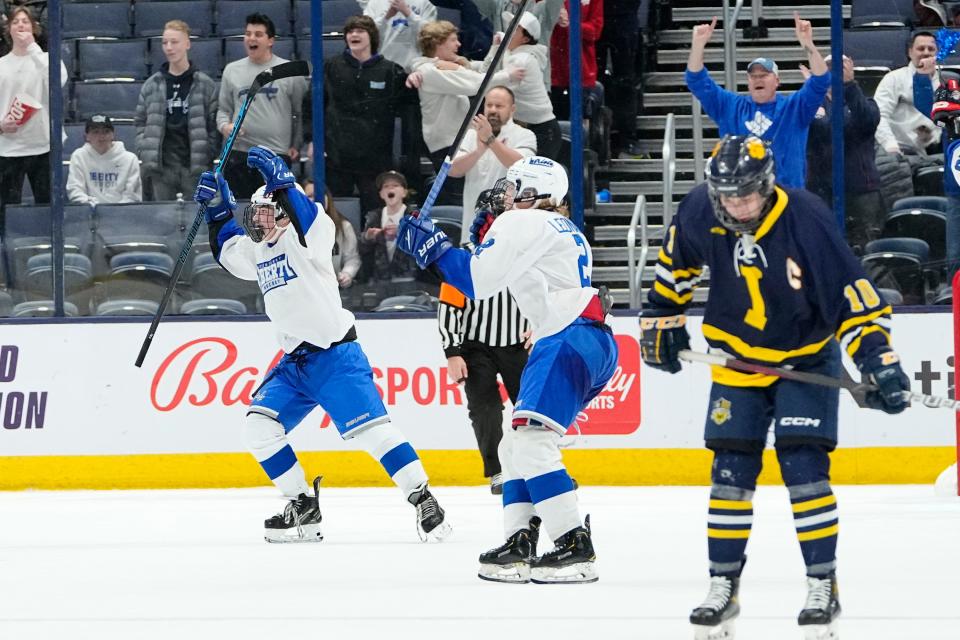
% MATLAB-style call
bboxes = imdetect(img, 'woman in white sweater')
[409,20,523,172]
[0,6,68,207]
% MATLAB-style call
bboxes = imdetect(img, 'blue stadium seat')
[891,196,948,213]
[0,291,12,318]
[102,251,175,302]
[180,298,248,315]
[134,1,214,37]
[149,37,222,79]
[12,301,80,317]
[333,197,362,233]
[882,204,947,261]
[61,40,77,80]
[73,81,144,122]
[877,287,904,305]
[224,37,295,64]
[850,0,913,27]
[437,6,461,27]
[218,0,294,37]
[94,202,182,264]
[77,39,149,81]
[3,205,95,287]
[300,35,349,60]
[189,251,262,310]
[95,299,160,317]
[63,122,87,160]
[373,292,438,312]
[862,237,930,305]
[22,253,94,299]
[298,0,363,35]
[429,205,463,224]
[62,3,131,39]
[843,28,909,70]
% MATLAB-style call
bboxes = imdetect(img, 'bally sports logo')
[150,335,642,435]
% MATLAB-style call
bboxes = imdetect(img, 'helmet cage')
[242,193,287,243]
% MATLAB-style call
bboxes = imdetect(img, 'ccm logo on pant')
[779,417,822,427]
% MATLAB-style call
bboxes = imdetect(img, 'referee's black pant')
[460,340,528,478]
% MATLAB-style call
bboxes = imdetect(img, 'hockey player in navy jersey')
[193,146,451,543]
[396,156,618,584]
[639,135,910,640]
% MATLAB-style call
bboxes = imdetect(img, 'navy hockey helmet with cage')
[706,135,777,233]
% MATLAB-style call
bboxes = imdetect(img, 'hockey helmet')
[503,155,569,209]
[705,135,776,233]
[243,185,290,243]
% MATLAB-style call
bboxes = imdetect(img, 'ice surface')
[1,486,957,640]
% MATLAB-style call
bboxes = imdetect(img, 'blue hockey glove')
[397,210,453,269]
[859,350,910,414]
[638,310,689,374]
[469,209,497,246]
[194,170,236,223]
[246,146,296,194]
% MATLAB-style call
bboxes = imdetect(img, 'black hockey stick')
[134,60,311,367]
[418,0,530,217]
[678,349,960,412]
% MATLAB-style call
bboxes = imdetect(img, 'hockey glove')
[247,146,296,194]
[194,170,237,223]
[469,209,497,246]
[397,210,453,270]
[638,311,690,374]
[859,350,910,414]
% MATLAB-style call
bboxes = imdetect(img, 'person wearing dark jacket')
[135,20,218,201]
[804,55,883,254]
[324,16,417,214]
[595,0,639,157]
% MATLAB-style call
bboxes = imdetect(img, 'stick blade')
[250,60,310,97]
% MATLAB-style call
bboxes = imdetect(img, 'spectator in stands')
[474,0,563,86]
[66,114,142,206]
[359,170,437,292]
[449,85,537,240]
[483,12,561,160]
[409,20,522,172]
[0,6,67,209]
[549,0,603,118]
[325,16,415,214]
[597,0,641,157]
[217,12,305,198]
[360,0,437,71]
[874,31,942,157]
[685,13,829,189]
[914,0,947,26]
[135,20,219,201]
[803,55,883,254]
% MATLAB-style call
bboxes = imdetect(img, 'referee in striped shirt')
[438,283,530,494]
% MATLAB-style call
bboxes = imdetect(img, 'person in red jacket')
[548,0,603,120]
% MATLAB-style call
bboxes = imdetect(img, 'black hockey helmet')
[706,135,776,233]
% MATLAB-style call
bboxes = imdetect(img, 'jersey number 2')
[573,233,591,287]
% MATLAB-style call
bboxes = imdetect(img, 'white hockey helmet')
[243,185,292,243]
[504,155,568,209]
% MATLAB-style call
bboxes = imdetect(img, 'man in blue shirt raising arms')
[685,12,830,189]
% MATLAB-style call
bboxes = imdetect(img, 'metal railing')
[692,96,705,182]
[723,0,745,91]
[626,194,648,309]
[662,112,677,229]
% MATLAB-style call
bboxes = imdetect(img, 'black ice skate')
[798,574,841,640]
[529,514,598,584]
[478,527,536,584]
[490,473,503,495]
[690,575,740,640]
[264,476,323,543]
[408,483,452,542]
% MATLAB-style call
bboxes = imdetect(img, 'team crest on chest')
[710,397,732,425]
[257,253,299,293]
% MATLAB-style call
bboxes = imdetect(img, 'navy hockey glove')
[638,311,689,374]
[194,170,236,223]
[469,209,496,246]
[247,146,296,194]
[397,210,453,269]
[859,350,910,414]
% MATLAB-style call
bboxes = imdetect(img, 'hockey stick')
[417,0,531,218]
[134,60,311,367]
[678,349,960,413]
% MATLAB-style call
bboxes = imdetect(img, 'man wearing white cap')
[473,0,563,86]
[684,12,829,189]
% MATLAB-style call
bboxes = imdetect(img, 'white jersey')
[217,202,355,353]
[467,209,597,342]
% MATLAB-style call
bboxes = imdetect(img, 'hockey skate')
[798,574,841,640]
[478,527,536,583]
[490,473,503,495]
[409,483,452,542]
[529,514,598,584]
[264,476,324,543]
[690,575,740,639]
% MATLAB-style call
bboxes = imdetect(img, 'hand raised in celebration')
[691,17,717,48]
[794,12,814,48]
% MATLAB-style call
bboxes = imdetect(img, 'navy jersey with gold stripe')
[648,183,893,387]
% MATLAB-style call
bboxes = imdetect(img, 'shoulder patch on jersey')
[257,253,299,293]
[710,397,732,425]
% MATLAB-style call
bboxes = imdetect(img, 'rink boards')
[0,312,955,489]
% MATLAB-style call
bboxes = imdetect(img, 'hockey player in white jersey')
[397,156,618,583]
[193,146,451,543]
